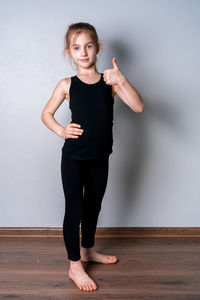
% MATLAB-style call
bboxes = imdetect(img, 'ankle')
[81,246,95,254]
[69,259,82,270]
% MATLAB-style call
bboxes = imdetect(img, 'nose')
[80,47,88,56]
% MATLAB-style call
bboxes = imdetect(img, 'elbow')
[135,103,145,113]
[41,110,53,123]
[41,110,48,122]
[133,94,145,113]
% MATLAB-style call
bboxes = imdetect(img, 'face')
[67,31,98,69]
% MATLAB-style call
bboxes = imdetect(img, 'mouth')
[80,59,89,62]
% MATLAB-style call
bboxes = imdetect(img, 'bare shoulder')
[59,77,71,102]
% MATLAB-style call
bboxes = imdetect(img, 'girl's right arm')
[41,78,84,139]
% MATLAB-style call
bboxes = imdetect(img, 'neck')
[77,63,99,77]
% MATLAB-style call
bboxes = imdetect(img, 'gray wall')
[1,0,199,227]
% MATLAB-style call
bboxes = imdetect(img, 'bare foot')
[68,260,97,291]
[80,246,118,264]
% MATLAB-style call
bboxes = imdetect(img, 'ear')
[96,43,101,55]
[66,48,71,57]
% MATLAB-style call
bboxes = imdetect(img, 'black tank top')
[62,73,114,160]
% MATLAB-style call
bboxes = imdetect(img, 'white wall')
[0,0,199,227]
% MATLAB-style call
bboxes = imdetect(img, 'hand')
[103,57,125,85]
[61,123,84,139]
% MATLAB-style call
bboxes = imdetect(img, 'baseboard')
[0,227,200,237]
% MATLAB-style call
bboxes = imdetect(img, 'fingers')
[66,123,84,139]
[69,123,81,129]
[112,56,119,70]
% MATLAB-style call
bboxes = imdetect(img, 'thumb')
[112,57,119,70]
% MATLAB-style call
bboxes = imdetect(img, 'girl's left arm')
[103,57,145,113]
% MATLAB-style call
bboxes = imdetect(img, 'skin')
[41,31,145,292]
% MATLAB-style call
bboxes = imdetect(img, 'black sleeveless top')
[62,73,114,160]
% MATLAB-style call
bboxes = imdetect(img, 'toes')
[92,283,97,290]
[88,281,96,291]
[113,256,117,262]
[78,284,83,290]
[88,283,93,291]
[84,284,90,291]
[110,255,117,263]
[86,284,91,291]
[92,282,97,290]
[82,284,86,291]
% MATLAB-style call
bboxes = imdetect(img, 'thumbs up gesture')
[103,57,125,85]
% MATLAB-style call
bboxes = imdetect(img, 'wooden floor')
[1,236,200,299]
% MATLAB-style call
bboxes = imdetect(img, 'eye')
[74,47,78,50]
[87,45,92,48]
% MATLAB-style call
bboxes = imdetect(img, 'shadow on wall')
[103,39,179,225]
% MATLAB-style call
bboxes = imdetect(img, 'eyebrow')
[72,41,94,46]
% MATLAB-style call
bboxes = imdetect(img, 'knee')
[63,211,82,225]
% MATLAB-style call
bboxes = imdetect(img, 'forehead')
[71,31,94,46]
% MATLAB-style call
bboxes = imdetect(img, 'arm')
[41,78,70,138]
[104,57,145,113]
[113,76,145,113]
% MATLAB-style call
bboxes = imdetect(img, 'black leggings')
[61,153,109,261]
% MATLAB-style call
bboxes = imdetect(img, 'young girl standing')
[41,22,144,292]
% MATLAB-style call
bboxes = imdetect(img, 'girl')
[41,22,144,292]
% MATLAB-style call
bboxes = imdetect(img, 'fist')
[103,57,124,85]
